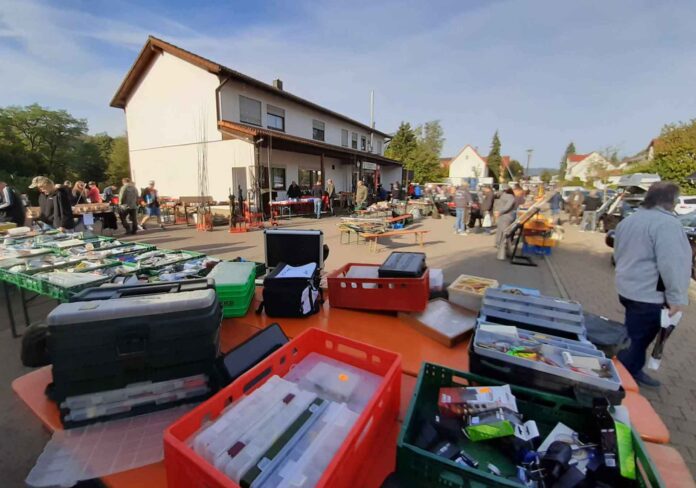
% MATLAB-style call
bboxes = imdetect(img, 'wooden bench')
[386,213,412,228]
[360,229,430,252]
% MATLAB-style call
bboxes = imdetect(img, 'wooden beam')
[320,153,325,187]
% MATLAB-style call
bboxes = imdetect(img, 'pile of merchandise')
[190,353,380,487]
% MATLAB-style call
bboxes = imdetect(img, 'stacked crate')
[208,261,256,318]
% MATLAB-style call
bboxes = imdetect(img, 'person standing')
[614,182,691,387]
[480,186,495,230]
[568,189,585,225]
[580,190,601,231]
[103,184,117,203]
[494,188,518,248]
[312,181,323,219]
[393,182,403,201]
[453,184,471,235]
[355,180,368,211]
[549,188,563,225]
[287,181,301,200]
[29,176,75,231]
[140,180,165,230]
[325,178,336,215]
[513,184,526,207]
[86,181,102,203]
[71,181,87,206]
[0,180,26,227]
[118,178,140,235]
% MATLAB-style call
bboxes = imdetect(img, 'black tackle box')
[378,252,426,278]
[47,281,222,402]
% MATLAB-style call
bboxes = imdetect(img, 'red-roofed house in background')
[565,151,611,181]
[445,145,512,182]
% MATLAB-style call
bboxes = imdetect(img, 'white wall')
[125,51,221,151]
[448,146,488,179]
[219,79,385,155]
[566,152,608,181]
[380,166,403,188]
[129,139,254,201]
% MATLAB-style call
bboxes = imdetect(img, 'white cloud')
[0,0,695,164]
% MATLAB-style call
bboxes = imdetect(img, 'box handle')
[116,332,148,358]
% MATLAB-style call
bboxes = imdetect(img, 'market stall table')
[12,291,687,487]
[269,198,317,220]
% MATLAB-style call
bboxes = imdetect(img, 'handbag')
[482,213,492,228]
[257,262,324,318]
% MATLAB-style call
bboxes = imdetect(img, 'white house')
[565,152,610,182]
[446,145,488,179]
[110,36,401,208]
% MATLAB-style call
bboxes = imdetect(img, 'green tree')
[385,122,418,163]
[405,143,444,183]
[106,136,130,183]
[540,170,553,183]
[417,120,445,157]
[69,138,108,183]
[508,159,524,178]
[649,120,696,194]
[559,141,576,178]
[486,131,503,182]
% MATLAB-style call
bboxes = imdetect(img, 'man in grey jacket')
[614,182,691,387]
[118,178,140,235]
[494,188,518,248]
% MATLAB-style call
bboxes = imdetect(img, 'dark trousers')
[617,295,662,376]
[119,207,138,234]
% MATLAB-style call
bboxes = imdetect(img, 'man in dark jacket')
[453,184,472,234]
[0,180,26,227]
[29,176,75,231]
[287,181,301,200]
[118,178,140,235]
[580,190,602,231]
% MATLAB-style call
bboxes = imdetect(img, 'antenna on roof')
[369,90,375,152]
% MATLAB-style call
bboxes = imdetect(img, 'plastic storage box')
[327,263,430,312]
[470,323,625,404]
[397,363,663,488]
[481,287,585,338]
[208,261,256,318]
[378,252,426,278]
[447,274,500,311]
[47,288,222,402]
[164,328,402,488]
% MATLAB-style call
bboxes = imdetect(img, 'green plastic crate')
[41,275,114,301]
[221,285,255,318]
[397,362,664,488]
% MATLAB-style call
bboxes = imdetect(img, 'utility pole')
[526,149,533,176]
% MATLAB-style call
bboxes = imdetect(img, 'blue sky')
[1,0,695,168]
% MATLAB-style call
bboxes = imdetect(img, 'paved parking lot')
[1,213,694,483]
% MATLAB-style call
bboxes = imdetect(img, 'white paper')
[514,420,540,441]
[82,213,95,225]
[275,263,317,279]
[661,309,682,328]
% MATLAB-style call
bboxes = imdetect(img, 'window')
[312,120,325,141]
[298,168,321,190]
[267,104,285,131]
[375,140,382,155]
[341,129,349,147]
[360,136,367,151]
[239,95,262,126]
[351,132,358,149]
[271,167,286,190]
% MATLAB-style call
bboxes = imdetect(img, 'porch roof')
[218,120,402,167]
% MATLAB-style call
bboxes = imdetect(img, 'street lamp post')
[526,149,533,176]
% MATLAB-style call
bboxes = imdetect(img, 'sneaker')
[137,225,144,231]
[634,370,661,388]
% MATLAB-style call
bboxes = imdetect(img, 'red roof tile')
[567,154,589,164]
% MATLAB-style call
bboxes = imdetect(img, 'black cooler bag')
[47,284,222,402]
[259,262,323,318]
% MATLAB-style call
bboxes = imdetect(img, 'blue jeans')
[455,208,465,232]
[617,296,662,376]
[314,198,322,218]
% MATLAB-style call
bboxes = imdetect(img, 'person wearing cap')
[140,180,165,230]
[29,176,75,231]
[0,180,26,227]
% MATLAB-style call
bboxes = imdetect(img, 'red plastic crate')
[164,327,402,488]
[327,263,430,312]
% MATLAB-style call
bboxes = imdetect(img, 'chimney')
[273,79,283,90]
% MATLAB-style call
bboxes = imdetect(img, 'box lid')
[48,289,217,326]
[208,261,255,287]
[264,229,323,270]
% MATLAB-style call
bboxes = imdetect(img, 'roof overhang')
[111,36,391,138]
[218,120,402,167]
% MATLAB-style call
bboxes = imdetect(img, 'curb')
[543,254,570,300]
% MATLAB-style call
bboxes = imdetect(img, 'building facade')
[111,36,401,207]
[565,152,610,182]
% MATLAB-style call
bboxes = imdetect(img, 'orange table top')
[11,292,683,487]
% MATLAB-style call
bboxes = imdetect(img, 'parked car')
[606,211,696,279]
[675,196,696,215]
[600,196,644,232]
